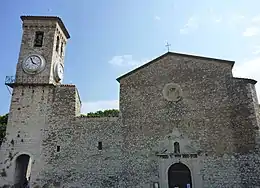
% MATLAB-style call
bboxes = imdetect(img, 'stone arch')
[168,162,192,188]
[13,152,33,187]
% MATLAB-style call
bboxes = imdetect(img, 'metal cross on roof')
[165,42,171,52]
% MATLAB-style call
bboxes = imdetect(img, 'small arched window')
[55,36,60,52]
[174,142,180,153]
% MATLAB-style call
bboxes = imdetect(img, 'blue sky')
[0,0,260,115]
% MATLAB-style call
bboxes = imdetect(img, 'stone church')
[0,15,260,188]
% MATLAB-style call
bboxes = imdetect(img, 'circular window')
[163,83,183,102]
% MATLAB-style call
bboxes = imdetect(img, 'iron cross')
[165,42,171,52]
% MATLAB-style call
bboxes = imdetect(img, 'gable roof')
[116,52,235,82]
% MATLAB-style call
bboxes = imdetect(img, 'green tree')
[0,113,8,125]
[0,114,8,146]
[83,109,119,117]
[103,109,119,117]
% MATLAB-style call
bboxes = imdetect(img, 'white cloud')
[242,15,260,37]
[179,28,189,35]
[231,15,245,22]
[208,7,214,15]
[207,8,222,23]
[232,57,260,101]
[252,46,260,55]
[222,14,247,29]
[108,55,148,67]
[252,15,260,23]
[215,18,222,23]
[226,14,245,26]
[81,100,119,114]
[243,27,260,37]
[154,16,161,21]
[180,16,199,34]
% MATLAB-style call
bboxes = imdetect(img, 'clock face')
[54,62,64,82]
[22,54,45,74]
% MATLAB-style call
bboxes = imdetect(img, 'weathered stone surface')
[0,15,260,188]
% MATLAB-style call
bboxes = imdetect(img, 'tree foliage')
[0,114,8,125]
[83,109,119,117]
[0,114,8,146]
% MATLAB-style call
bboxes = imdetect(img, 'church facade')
[0,15,260,188]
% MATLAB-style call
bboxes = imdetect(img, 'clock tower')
[15,16,70,85]
[1,16,70,187]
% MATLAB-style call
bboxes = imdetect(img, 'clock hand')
[30,57,36,65]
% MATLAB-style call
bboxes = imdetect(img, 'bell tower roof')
[20,15,70,39]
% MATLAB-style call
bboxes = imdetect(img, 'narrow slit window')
[57,146,60,152]
[174,142,180,153]
[34,31,44,47]
[60,42,63,56]
[55,36,60,52]
[98,142,102,150]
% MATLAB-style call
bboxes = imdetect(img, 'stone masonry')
[0,15,260,188]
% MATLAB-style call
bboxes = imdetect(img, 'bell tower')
[14,16,70,85]
[0,16,70,187]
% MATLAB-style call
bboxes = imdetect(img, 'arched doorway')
[14,154,32,187]
[168,163,192,188]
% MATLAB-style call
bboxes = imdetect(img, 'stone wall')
[227,78,259,153]
[18,85,121,188]
[119,53,260,187]
[0,85,55,187]
[0,85,81,187]
[36,116,122,188]
[201,153,260,188]
[51,85,79,118]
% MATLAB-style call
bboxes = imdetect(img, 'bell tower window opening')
[60,42,63,56]
[174,142,180,153]
[34,31,44,47]
[55,36,60,53]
